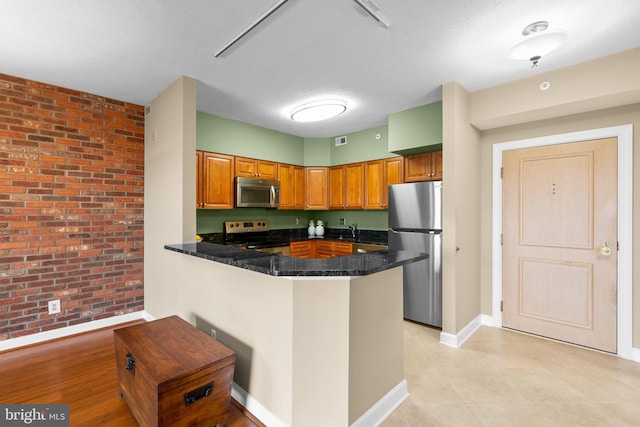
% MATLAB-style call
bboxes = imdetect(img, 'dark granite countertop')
[165,241,427,277]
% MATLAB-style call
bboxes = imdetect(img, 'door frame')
[491,125,633,358]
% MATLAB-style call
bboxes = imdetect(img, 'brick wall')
[0,73,144,340]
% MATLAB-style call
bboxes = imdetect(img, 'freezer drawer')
[389,230,442,327]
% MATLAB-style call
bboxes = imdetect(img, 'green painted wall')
[388,101,442,155]
[197,208,311,233]
[303,137,331,166]
[313,210,389,231]
[329,125,394,165]
[197,111,304,164]
[197,208,389,234]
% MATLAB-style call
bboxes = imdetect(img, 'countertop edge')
[164,242,427,277]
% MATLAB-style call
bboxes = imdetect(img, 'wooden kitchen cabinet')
[329,162,364,210]
[198,151,235,209]
[291,240,352,258]
[278,163,305,210]
[235,156,278,180]
[333,242,353,257]
[364,157,404,209]
[290,240,316,258]
[196,150,203,208]
[404,151,442,182]
[316,240,352,258]
[305,167,328,210]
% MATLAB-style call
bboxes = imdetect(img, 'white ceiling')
[1,0,639,138]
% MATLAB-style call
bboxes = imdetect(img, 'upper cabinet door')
[404,151,442,182]
[235,156,278,180]
[305,167,328,210]
[364,160,384,210]
[329,163,364,210]
[201,152,235,209]
[196,151,203,208]
[329,166,346,210]
[344,162,364,209]
[365,157,405,209]
[278,163,294,209]
[385,157,405,187]
[292,165,306,210]
[279,163,306,210]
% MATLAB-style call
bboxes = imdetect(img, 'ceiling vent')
[335,136,347,146]
[145,104,152,117]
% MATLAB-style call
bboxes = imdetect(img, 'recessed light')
[290,99,347,122]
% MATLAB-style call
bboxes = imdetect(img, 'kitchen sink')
[351,243,388,254]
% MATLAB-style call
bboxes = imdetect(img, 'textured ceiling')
[1,0,639,137]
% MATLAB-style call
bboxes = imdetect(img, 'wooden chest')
[113,316,236,427]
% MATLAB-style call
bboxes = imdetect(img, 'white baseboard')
[480,313,496,327]
[439,314,483,348]
[0,311,153,352]
[231,380,408,427]
[231,384,287,427]
[350,380,409,427]
[626,347,640,363]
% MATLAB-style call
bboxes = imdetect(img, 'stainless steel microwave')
[235,177,280,208]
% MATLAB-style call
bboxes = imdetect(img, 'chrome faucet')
[347,224,357,239]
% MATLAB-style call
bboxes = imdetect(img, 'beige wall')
[470,48,640,130]
[349,268,404,423]
[441,81,482,336]
[455,48,640,346]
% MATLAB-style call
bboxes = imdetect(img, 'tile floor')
[382,321,640,426]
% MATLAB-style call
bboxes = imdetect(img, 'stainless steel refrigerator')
[388,181,442,327]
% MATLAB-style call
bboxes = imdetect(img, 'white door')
[502,137,617,353]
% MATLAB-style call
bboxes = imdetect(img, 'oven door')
[235,177,280,208]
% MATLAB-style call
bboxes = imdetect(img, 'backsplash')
[196,208,390,234]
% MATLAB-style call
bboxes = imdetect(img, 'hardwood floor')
[0,321,264,427]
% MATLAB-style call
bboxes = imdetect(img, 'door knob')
[599,241,612,256]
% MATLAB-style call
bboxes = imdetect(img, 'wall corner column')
[441,81,482,337]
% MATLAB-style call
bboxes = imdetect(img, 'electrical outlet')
[210,328,217,340]
[48,299,61,315]
[296,217,300,225]
[339,218,345,225]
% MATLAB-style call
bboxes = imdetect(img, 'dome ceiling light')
[508,21,567,67]
[290,99,347,123]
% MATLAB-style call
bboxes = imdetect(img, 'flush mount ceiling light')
[290,99,347,122]
[507,21,567,67]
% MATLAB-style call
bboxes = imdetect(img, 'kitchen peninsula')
[165,241,425,276]
[163,242,427,427]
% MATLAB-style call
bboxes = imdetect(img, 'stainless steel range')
[223,220,290,255]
